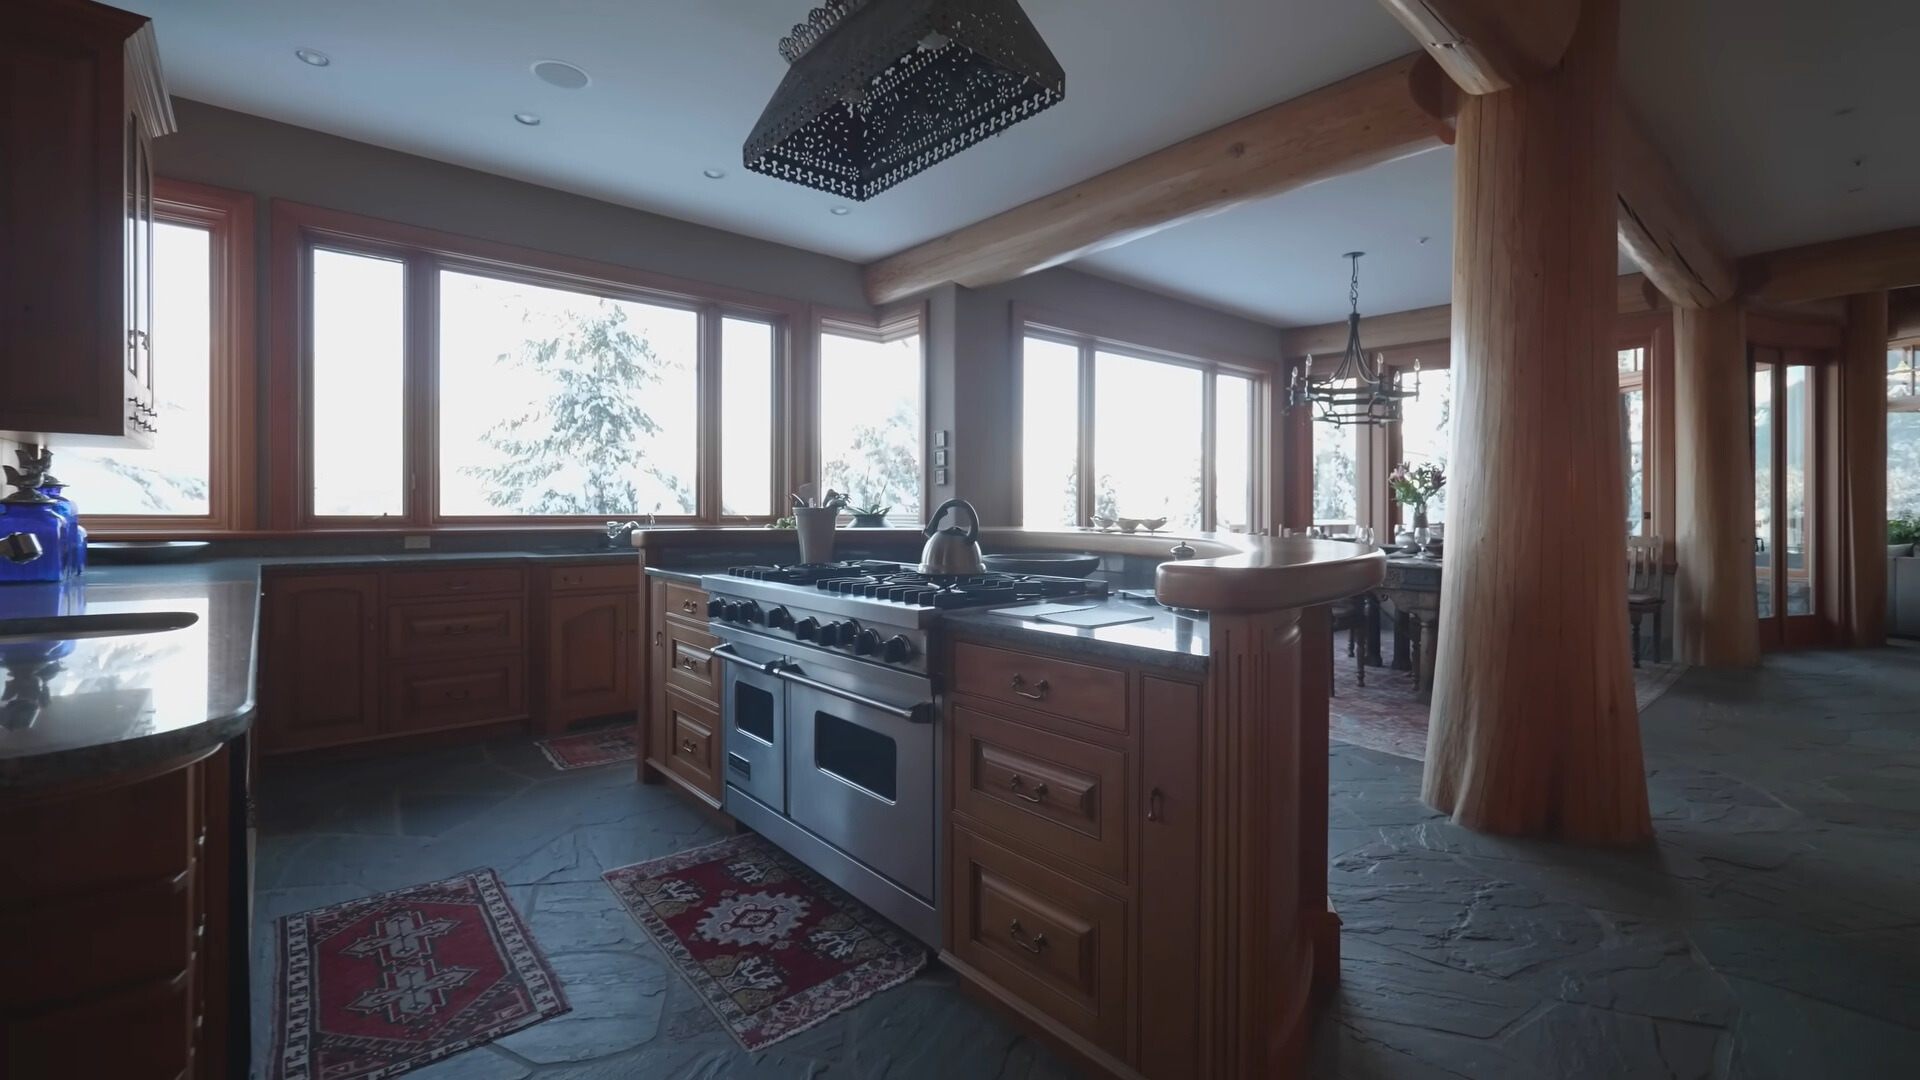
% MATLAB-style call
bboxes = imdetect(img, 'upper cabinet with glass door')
[0,0,174,446]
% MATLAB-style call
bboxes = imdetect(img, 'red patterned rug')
[269,869,569,1080]
[603,833,928,1051]
[536,725,637,771]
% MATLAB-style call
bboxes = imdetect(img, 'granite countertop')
[943,595,1209,673]
[0,549,645,789]
[644,566,708,585]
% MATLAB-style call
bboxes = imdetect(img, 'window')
[1891,346,1920,519]
[818,318,922,524]
[1397,368,1453,525]
[271,202,794,526]
[60,180,255,531]
[1020,328,1263,532]
[1619,346,1647,536]
[1311,385,1360,531]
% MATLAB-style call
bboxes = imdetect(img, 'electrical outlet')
[403,535,431,550]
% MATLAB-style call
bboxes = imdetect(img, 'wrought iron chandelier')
[1288,252,1419,427]
[743,0,1065,201]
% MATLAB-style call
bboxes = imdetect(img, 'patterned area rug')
[269,869,569,1080]
[603,833,929,1051]
[536,725,638,771]
[1328,629,1689,762]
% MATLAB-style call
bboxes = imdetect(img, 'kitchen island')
[634,525,1383,1080]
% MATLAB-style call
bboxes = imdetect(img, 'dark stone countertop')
[943,596,1209,674]
[0,549,644,789]
[644,566,708,586]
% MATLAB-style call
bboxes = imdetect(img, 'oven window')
[814,712,897,801]
[734,682,776,745]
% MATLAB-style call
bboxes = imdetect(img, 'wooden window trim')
[85,178,257,537]
[266,200,804,530]
[1012,305,1272,532]
[812,303,929,523]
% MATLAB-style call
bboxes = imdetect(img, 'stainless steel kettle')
[918,498,984,576]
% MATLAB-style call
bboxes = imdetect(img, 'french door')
[1751,350,1830,648]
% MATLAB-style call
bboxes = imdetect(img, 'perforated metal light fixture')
[1288,253,1420,428]
[744,0,1065,201]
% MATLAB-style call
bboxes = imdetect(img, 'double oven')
[708,623,941,946]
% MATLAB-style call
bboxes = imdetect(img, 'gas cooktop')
[721,560,1108,610]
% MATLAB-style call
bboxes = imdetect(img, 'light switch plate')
[403,535,431,550]
[934,468,949,486]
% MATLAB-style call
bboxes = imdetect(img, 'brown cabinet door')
[662,686,723,803]
[1136,678,1203,1080]
[545,591,631,727]
[261,574,381,751]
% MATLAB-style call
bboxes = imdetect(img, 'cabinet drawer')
[952,705,1128,882]
[664,620,719,702]
[547,562,639,593]
[950,826,1128,1057]
[952,642,1128,735]
[388,598,525,658]
[387,566,525,600]
[662,687,720,796]
[662,581,709,622]
[385,655,527,733]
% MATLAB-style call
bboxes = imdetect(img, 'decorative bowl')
[982,552,1102,578]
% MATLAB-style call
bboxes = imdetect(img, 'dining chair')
[1626,535,1665,667]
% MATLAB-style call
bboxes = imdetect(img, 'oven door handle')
[708,641,783,675]
[768,663,932,724]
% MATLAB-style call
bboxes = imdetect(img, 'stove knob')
[766,606,794,630]
[737,600,762,625]
[882,635,915,663]
[853,628,882,655]
[721,600,743,622]
[706,598,725,618]
[817,621,846,646]
[793,617,820,641]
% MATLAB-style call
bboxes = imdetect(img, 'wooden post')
[1673,304,1761,665]
[1422,0,1651,844]
[1842,292,1890,645]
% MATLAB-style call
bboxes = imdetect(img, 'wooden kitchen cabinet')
[543,591,632,730]
[260,574,382,752]
[2,0,173,445]
[945,636,1208,1080]
[641,577,725,808]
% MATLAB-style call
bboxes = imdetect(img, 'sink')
[0,611,199,645]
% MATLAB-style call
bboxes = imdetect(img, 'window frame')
[1014,309,1271,533]
[267,201,803,530]
[811,305,928,525]
[80,178,257,536]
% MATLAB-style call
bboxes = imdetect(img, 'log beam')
[1739,226,1920,306]
[1615,102,1737,308]
[1279,272,1666,358]
[1422,0,1650,844]
[1376,0,1582,95]
[1673,304,1760,666]
[862,54,1449,305]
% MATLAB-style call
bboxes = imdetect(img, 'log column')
[1841,291,1890,645]
[1422,0,1651,844]
[1674,304,1761,665]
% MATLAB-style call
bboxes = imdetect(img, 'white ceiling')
[126,0,1920,328]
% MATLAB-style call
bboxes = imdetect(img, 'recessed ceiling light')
[294,48,331,67]
[513,112,542,126]
[703,168,726,180]
[830,206,852,216]
[531,59,591,90]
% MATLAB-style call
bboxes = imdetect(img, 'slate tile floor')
[253,645,1920,1079]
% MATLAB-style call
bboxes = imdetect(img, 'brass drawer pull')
[680,738,699,754]
[679,656,704,671]
[446,581,470,591]
[1008,775,1048,804]
[1009,919,1048,954]
[1147,785,1165,822]
[681,599,698,613]
[442,624,471,635]
[1010,674,1049,700]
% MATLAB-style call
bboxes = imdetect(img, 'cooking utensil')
[918,498,984,575]
[796,483,817,508]
[981,552,1101,578]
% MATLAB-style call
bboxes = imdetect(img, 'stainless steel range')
[702,560,1107,945]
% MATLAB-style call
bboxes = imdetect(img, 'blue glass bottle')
[0,468,66,585]
[34,473,85,577]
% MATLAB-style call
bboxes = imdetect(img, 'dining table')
[1366,552,1444,703]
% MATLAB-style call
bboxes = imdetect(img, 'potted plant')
[847,502,892,528]
[1388,462,1447,533]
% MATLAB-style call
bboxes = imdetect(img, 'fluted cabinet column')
[1674,304,1761,665]
[1422,0,1651,844]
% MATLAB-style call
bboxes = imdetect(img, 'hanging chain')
[1349,254,1361,317]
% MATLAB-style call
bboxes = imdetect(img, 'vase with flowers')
[1388,462,1447,538]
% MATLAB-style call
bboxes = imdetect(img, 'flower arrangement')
[1389,462,1446,509]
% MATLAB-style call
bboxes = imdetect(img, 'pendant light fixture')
[743,0,1065,201]
[1288,252,1419,427]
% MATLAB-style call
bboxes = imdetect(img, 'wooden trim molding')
[84,178,257,534]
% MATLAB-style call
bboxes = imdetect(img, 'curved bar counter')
[636,525,1383,1079]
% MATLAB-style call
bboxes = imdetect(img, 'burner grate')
[726,560,905,585]
[813,570,1104,609]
